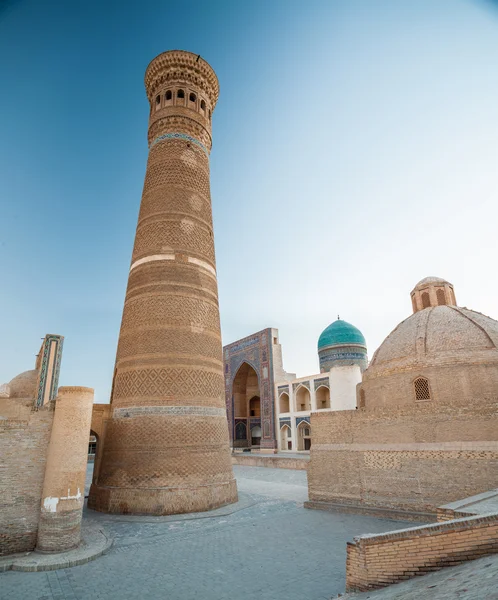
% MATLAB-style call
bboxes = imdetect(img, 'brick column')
[88,50,237,515]
[37,387,93,552]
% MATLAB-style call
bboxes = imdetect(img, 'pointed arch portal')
[232,362,261,447]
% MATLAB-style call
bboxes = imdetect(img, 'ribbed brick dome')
[361,278,498,408]
[369,306,498,372]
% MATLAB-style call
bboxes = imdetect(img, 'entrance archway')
[88,429,100,491]
[235,421,247,441]
[280,424,291,450]
[251,425,262,446]
[297,421,311,451]
[88,434,97,459]
[232,362,261,447]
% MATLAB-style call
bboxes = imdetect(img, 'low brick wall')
[346,513,498,592]
[0,403,54,555]
[436,489,498,522]
[308,401,498,514]
[436,507,469,521]
[231,454,309,470]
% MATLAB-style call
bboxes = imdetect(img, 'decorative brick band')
[129,253,216,277]
[313,441,498,452]
[150,132,208,156]
[113,406,227,418]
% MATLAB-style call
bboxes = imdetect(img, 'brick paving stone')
[0,465,420,600]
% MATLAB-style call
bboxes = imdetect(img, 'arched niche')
[295,385,311,412]
[315,385,330,409]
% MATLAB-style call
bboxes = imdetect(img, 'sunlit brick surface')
[88,51,237,515]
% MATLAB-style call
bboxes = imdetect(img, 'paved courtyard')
[1,465,415,600]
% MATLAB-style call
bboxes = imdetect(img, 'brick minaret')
[88,50,238,515]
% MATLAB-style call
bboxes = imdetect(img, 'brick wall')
[362,362,498,410]
[308,399,498,514]
[231,454,308,470]
[436,508,469,521]
[0,400,54,555]
[346,513,498,592]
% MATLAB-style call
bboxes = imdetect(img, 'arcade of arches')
[233,362,262,448]
[278,421,312,451]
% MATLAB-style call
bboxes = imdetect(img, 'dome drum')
[360,361,498,410]
[411,277,456,313]
[318,345,368,373]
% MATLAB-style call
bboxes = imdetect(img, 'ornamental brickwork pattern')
[88,50,237,515]
[116,329,222,364]
[112,368,225,405]
[120,294,221,332]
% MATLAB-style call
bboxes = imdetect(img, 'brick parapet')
[345,512,498,592]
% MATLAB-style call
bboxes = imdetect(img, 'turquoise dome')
[318,319,366,350]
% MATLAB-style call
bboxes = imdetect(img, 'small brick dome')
[414,276,450,288]
[8,370,39,399]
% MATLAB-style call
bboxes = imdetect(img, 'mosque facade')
[224,319,367,453]
[225,275,498,517]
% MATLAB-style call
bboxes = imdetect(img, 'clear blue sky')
[1,0,498,401]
